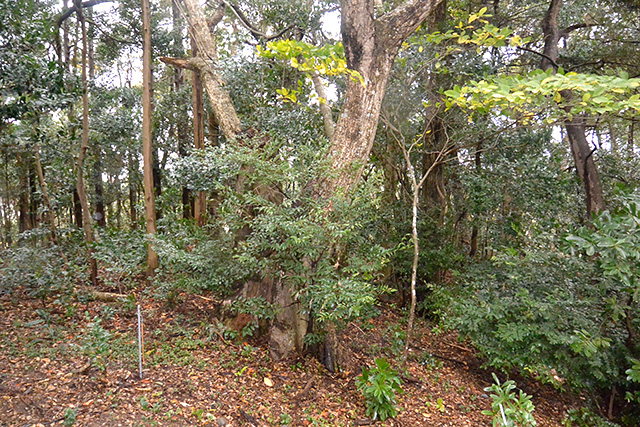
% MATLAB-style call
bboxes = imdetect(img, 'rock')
[216,417,228,426]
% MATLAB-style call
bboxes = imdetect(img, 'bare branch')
[560,22,590,37]
[56,0,112,27]
[223,1,294,41]
[377,0,445,47]
[517,46,559,70]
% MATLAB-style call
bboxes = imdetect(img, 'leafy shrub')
[169,135,393,330]
[452,192,640,422]
[80,313,112,371]
[92,229,146,290]
[356,358,403,421]
[0,242,75,300]
[563,407,619,427]
[482,373,536,427]
[450,246,614,390]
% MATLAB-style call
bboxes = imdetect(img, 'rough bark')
[142,0,159,274]
[17,153,33,233]
[191,38,207,227]
[171,0,193,220]
[75,0,98,285]
[92,147,106,227]
[128,151,138,229]
[73,188,83,228]
[317,0,445,198]
[180,0,241,140]
[541,0,605,216]
[310,72,335,138]
[312,0,445,372]
[33,143,59,246]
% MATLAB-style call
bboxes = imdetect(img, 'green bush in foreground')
[356,358,403,421]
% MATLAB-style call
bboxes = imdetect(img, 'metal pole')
[137,304,143,379]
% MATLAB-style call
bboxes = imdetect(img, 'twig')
[238,408,259,426]
[294,378,315,400]
[443,341,474,353]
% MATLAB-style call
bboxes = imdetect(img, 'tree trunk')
[17,153,33,233]
[2,149,12,246]
[310,72,335,138]
[73,188,83,228]
[317,0,445,199]
[172,0,192,220]
[313,0,445,372]
[191,38,207,226]
[33,143,60,246]
[142,0,159,274]
[92,146,106,227]
[128,151,138,229]
[541,0,605,216]
[179,0,241,140]
[75,0,98,285]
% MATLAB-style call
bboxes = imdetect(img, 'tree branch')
[159,56,196,70]
[377,0,445,46]
[560,22,590,37]
[223,1,294,41]
[517,46,559,70]
[56,0,112,27]
[207,0,226,32]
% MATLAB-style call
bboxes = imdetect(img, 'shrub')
[168,135,393,330]
[356,358,403,421]
[482,373,536,427]
[0,242,74,300]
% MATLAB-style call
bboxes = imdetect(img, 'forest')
[2,0,640,425]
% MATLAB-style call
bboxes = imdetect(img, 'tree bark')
[142,0,159,274]
[310,72,335,138]
[191,38,207,226]
[128,151,138,229]
[17,153,33,233]
[317,0,445,198]
[75,0,98,285]
[312,0,445,372]
[179,0,241,140]
[92,146,106,227]
[33,143,59,246]
[540,0,605,216]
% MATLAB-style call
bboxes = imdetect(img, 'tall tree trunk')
[178,0,241,140]
[312,0,445,372]
[75,0,98,285]
[28,163,39,229]
[316,0,445,199]
[72,189,82,228]
[92,146,106,226]
[191,38,207,226]
[142,0,159,274]
[171,0,192,220]
[2,149,12,246]
[128,151,138,229]
[17,153,32,233]
[33,142,59,246]
[310,72,335,138]
[541,0,605,216]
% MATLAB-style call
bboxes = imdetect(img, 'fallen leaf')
[264,377,274,387]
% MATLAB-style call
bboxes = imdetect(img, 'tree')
[317,0,446,198]
[142,0,159,274]
[540,0,606,216]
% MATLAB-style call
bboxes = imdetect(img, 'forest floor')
[0,285,586,427]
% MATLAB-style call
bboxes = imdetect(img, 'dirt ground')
[0,288,584,426]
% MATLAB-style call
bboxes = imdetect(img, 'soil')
[0,288,584,426]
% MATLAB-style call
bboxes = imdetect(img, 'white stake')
[137,304,143,379]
